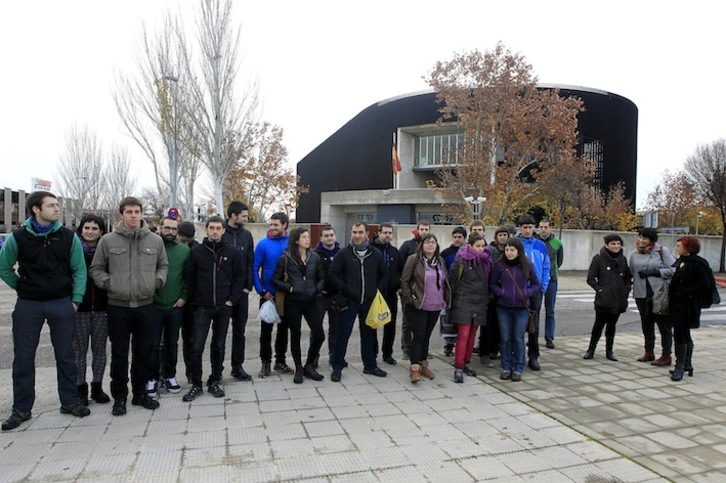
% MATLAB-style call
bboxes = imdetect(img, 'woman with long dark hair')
[489,237,540,382]
[272,227,326,383]
[583,234,632,361]
[74,214,110,405]
[669,236,712,381]
[400,233,450,383]
[449,234,491,383]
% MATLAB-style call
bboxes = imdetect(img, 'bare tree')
[56,123,105,225]
[181,0,259,214]
[685,139,726,270]
[104,145,138,209]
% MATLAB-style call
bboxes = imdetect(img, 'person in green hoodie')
[0,191,89,431]
[148,216,190,397]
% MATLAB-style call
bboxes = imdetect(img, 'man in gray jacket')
[90,197,168,416]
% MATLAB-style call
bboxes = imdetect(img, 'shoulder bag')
[506,268,538,334]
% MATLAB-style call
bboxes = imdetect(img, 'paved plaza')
[1,276,726,481]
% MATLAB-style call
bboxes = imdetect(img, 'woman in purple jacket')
[489,238,541,381]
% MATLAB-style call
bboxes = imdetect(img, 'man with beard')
[182,216,243,401]
[148,216,190,397]
[313,225,341,364]
[372,223,402,365]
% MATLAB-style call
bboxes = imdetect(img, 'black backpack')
[700,257,720,309]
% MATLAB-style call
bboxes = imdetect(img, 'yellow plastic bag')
[365,290,392,329]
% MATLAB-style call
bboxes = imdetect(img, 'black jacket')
[186,238,244,307]
[670,255,712,329]
[372,237,402,297]
[272,250,325,302]
[313,243,340,294]
[587,247,632,314]
[79,247,108,312]
[399,237,420,264]
[222,223,254,291]
[330,244,387,305]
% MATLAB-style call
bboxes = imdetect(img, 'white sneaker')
[146,379,159,399]
[164,377,181,394]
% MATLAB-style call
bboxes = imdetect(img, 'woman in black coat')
[272,228,326,383]
[669,236,712,381]
[583,234,633,361]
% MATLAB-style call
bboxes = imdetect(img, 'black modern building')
[296,86,638,224]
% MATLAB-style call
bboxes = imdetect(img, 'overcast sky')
[1,1,723,209]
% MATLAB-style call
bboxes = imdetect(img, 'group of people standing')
[583,228,714,382]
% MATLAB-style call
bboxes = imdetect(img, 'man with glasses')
[147,216,190,397]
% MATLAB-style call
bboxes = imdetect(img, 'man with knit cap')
[329,222,388,382]
[0,191,89,430]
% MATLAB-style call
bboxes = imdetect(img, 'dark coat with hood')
[587,247,632,315]
[272,249,325,302]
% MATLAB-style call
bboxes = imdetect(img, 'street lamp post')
[696,211,706,235]
[464,196,486,220]
[163,74,179,215]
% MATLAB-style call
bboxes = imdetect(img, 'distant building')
[296,86,638,230]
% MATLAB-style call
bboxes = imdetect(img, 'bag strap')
[506,268,531,309]
[284,255,289,282]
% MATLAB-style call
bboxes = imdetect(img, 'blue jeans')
[157,307,184,379]
[544,280,558,341]
[331,301,376,372]
[497,307,528,375]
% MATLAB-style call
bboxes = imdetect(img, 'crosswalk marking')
[559,290,726,314]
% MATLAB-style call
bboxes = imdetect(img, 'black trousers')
[405,305,439,364]
[107,304,157,401]
[316,295,340,356]
[189,304,232,387]
[527,291,544,359]
[373,292,398,359]
[636,297,672,355]
[286,298,325,367]
[588,311,620,351]
[231,292,249,367]
[259,297,289,364]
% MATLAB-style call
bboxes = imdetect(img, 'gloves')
[638,269,661,278]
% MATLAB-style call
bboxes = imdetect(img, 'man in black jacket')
[313,225,341,363]
[372,223,402,365]
[398,221,430,358]
[183,216,243,402]
[329,223,387,382]
[222,201,255,381]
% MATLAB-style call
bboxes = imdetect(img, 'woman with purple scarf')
[74,214,110,405]
[449,234,492,383]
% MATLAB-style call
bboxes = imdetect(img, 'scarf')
[350,239,370,253]
[636,241,655,254]
[457,244,489,267]
[81,239,97,257]
[29,217,54,235]
[422,254,441,290]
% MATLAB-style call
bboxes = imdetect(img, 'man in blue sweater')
[517,215,550,372]
[253,212,291,377]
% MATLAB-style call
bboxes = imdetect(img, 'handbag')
[506,269,537,334]
[365,290,392,329]
[275,256,289,317]
[652,278,670,316]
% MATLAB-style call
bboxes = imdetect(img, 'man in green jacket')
[148,216,190,397]
[0,191,89,431]
[90,197,168,416]
[537,219,564,349]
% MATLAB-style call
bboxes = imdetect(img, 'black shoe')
[112,399,127,416]
[183,386,204,402]
[208,383,225,398]
[331,369,342,382]
[90,382,111,403]
[60,402,91,418]
[132,395,160,410]
[546,339,555,349]
[274,362,294,374]
[77,383,89,407]
[606,352,618,362]
[293,367,303,384]
[462,363,477,377]
[363,367,387,377]
[528,358,541,371]
[304,364,324,381]
[1,410,31,431]
[444,345,453,356]
[454,369,464,383]
[231,366,252,382]
[258,362,271,378]
[583,350,594,360]
[383,356,397,365]
[472,345,480,355]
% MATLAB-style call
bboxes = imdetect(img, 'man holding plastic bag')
[329,222,388,382]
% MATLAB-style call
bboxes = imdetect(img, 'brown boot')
[636,352,655,362]
[410,364,421,383]
[419,360,435,380]
[651,355,672,366]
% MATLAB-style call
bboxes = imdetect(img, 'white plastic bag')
[259,299,281,324]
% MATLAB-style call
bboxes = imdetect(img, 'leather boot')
[410,364,421,383]
[293,366,304,384]
[303,364,324,381]
[637,351,655,362]
[605,332,617,361]
[670,344,687,381]
[90,382,110,404]
[77,383,89,406]
[651,354,672,366]
[419,360,435,380]
[684,340,694,376]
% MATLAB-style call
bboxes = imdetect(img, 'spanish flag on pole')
[392,133,402,175]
